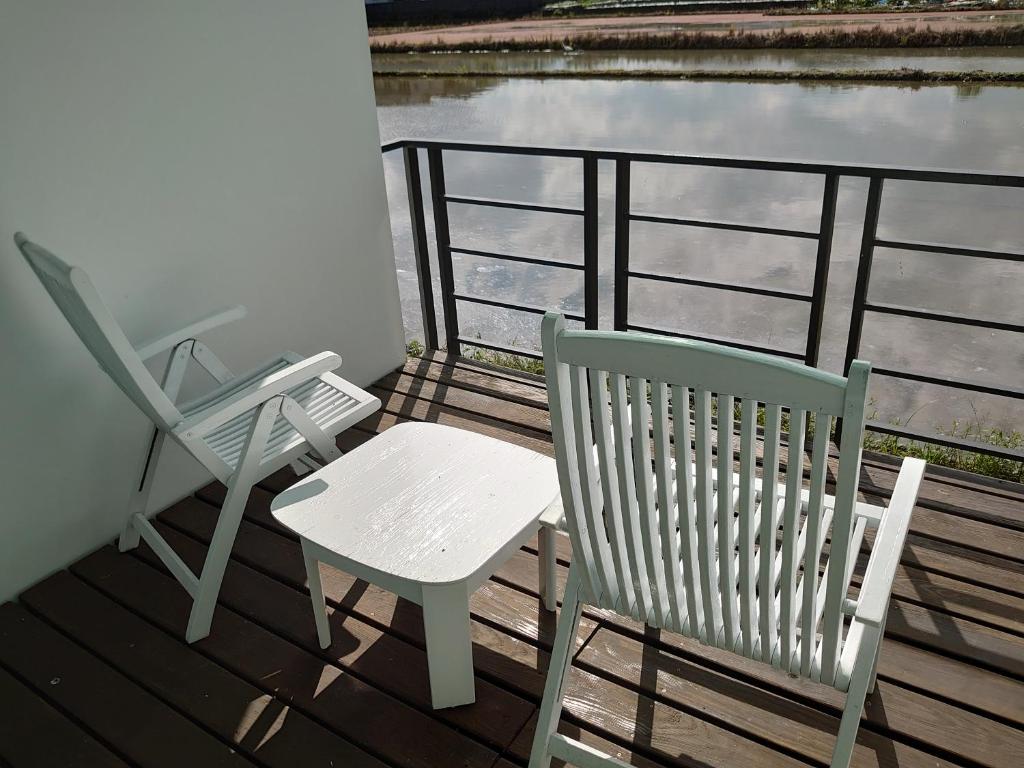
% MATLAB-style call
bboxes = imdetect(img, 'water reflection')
[376,74,1024,437]
[374,47,1024,75]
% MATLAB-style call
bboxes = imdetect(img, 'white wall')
[0,1,405,600]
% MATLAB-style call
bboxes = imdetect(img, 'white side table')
[270,422,561,709]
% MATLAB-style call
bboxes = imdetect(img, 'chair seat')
[178,352,379,472]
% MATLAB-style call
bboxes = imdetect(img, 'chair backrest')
[542,312,870,687]
[15,233,182,430]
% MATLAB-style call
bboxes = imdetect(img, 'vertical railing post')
[403,145,439,351]
[613,158,631,332]
[836,176,885,447]
[583,155,599,330]
[845,176,884,376]
[426,147,461,356]
[804,173,840,368]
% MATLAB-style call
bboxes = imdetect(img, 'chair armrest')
[175,351,342,439]
[855,457,926,627]
[135,305,248,361]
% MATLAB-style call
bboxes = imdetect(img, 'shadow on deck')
[2,352,1023,767]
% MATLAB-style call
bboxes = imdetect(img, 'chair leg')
[539,525,558,612]
[185,399,280,643]
[303,541,331,649]
[831,625,881,768]
[529,565,585,768]
[119,429,166,552]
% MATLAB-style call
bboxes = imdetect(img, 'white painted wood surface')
[534,312,927,768]
[272,421,561,709]
[15,234,381,644]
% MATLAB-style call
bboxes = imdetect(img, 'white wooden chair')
[532,312,926,768]
[15,233,381,643]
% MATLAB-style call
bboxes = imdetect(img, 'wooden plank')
[0,663,128,768]
[138,514,535,749]
[362,387,553,455]
[70,546,502,768]
[511,669,805,768]
[494,539,1024,730]
[0,602,254,768]
[397,354,549,409]
[420,351,547,394]
[577,627,964,768]
[507,711,667,768]
[851,558,1024,636]
[19,571,388,768]
[370,371,550,435]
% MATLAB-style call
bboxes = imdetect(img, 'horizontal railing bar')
[446,194,583,216]
[874,238,1024,262]
[872,366,1024,400]
[865,420,1024,463]
[630,212,819,240]
[382,139,1024,188]
[457,337,544,361]
[449,246,585,271]
[626,322,805,360]
[452,292,586,322]
[628,269,814,302]
[865,302,1024,334]
[380,139,405,154]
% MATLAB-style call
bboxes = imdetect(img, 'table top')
[270,422,560,585]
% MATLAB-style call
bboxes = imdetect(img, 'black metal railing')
[382,138,1024,461]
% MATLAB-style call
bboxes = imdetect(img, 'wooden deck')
[2,352,1023,768]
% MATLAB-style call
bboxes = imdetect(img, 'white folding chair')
[15,233,381,642]
[532,312,926,768]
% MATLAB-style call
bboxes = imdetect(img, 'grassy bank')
[370,23,1024,52]
[374,68,1024,84]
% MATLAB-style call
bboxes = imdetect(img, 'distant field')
[369,9,1024,50]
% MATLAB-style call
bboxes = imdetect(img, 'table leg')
[538,525,558,612]
[421,583,475,709]
[302,541,331,649]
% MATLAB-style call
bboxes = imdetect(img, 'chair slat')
[758,404,782,663]
[632,378,668,626]
[716,395,739,649]
[693,389,723,643]
[778,410,807,671]
[589,370,635,612]
[737,399,758,657]
[569,365,616,605]
[610,374,653,619]
[672,386,704,639]
[652,382,685,632]
[801,419,832,676]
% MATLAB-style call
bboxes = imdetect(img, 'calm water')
[375,69,1024,440]
[374,47,1024,74]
